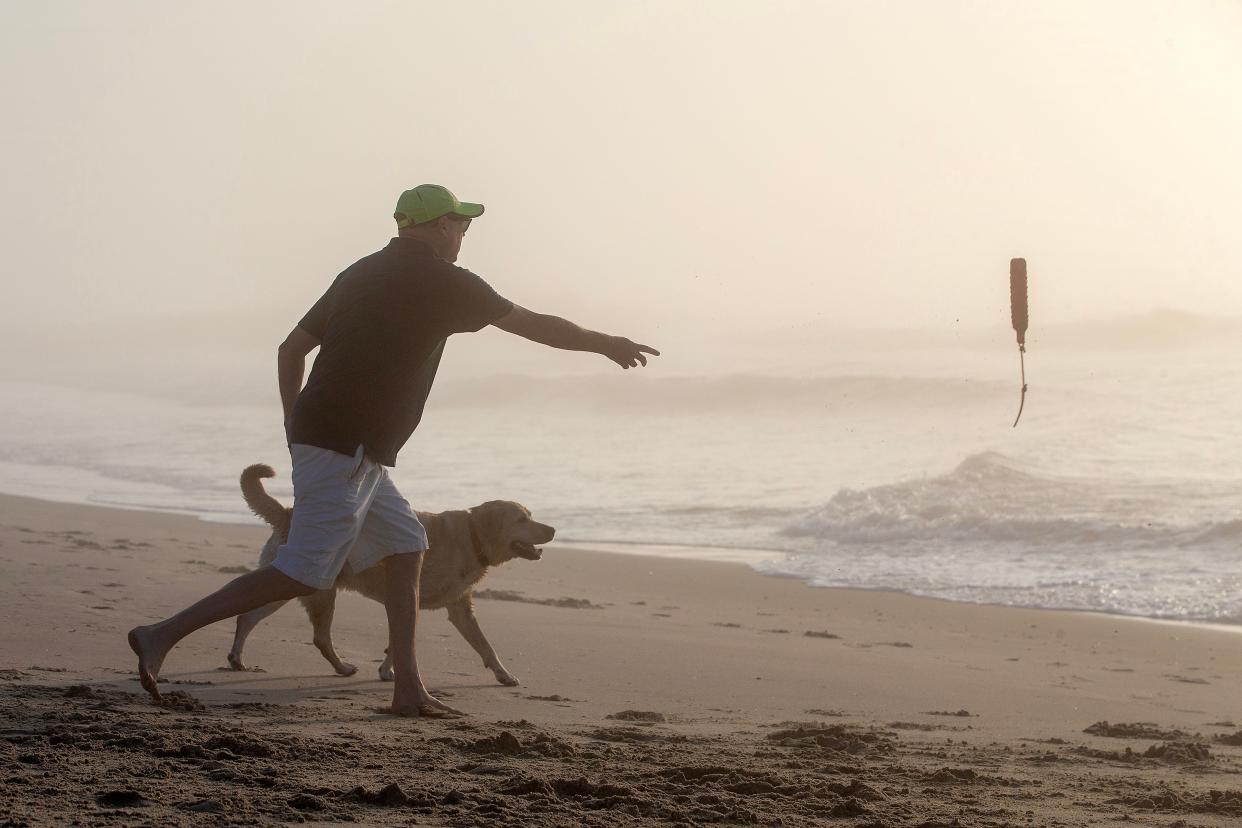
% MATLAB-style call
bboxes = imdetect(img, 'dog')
[226,464,555,686]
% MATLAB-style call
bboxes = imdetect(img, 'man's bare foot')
[385,687,465,718]
[127,625,168,700]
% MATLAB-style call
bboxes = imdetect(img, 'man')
[128,184,658,716]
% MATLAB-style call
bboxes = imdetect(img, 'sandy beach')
[3,491,1242,827]
[6,1,1242,825]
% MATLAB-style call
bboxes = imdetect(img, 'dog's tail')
[240,464,289,529]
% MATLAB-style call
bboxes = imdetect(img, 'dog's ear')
[471,501,510,551]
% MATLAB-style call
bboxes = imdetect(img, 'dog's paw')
[226,653,248,671]
[334,662,358,677]
[494,670,520,687]
[378,666,395,682]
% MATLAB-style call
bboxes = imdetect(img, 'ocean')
[3,323,1241,624]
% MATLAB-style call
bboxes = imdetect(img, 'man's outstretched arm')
[491,305,659,369]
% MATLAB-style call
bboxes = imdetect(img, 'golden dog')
[226,464,555,685]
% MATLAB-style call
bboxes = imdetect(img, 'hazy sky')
[3,1,1240,356]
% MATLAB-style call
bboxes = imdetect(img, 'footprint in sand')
[589,725,684,743]
[889,721,964,732]
[96,791,146,808]
[607,710,667,723]
[474,589,604,609]
[712,622,742,629]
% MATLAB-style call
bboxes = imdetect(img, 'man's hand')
[601,335,660,369]
[492,305,660,368]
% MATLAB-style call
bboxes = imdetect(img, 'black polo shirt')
[287,237,513,466]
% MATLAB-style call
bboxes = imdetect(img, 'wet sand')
[2,491,1242,826]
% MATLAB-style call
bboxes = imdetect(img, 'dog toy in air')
[1009,257,1029,428]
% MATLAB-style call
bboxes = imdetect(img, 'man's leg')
[383,551,462,716]
[129,566,314,698]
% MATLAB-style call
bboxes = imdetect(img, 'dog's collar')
[465,510,490,570]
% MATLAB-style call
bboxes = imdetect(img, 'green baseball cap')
[394,184,484,228]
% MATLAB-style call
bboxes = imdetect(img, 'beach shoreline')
[3,491,1242,826]
[5,486,1240,635]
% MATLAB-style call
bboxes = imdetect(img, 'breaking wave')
[434,373,1011,411]
[781,451,1241,549]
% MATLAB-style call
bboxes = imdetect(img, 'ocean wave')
[1190,519,1242,544]
[433,373,1010,410]
[782,451,1240,548]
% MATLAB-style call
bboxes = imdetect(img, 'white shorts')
[272,443,428,590]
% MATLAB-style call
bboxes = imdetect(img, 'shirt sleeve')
[297,273,344,339]
[444,268,514,334]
